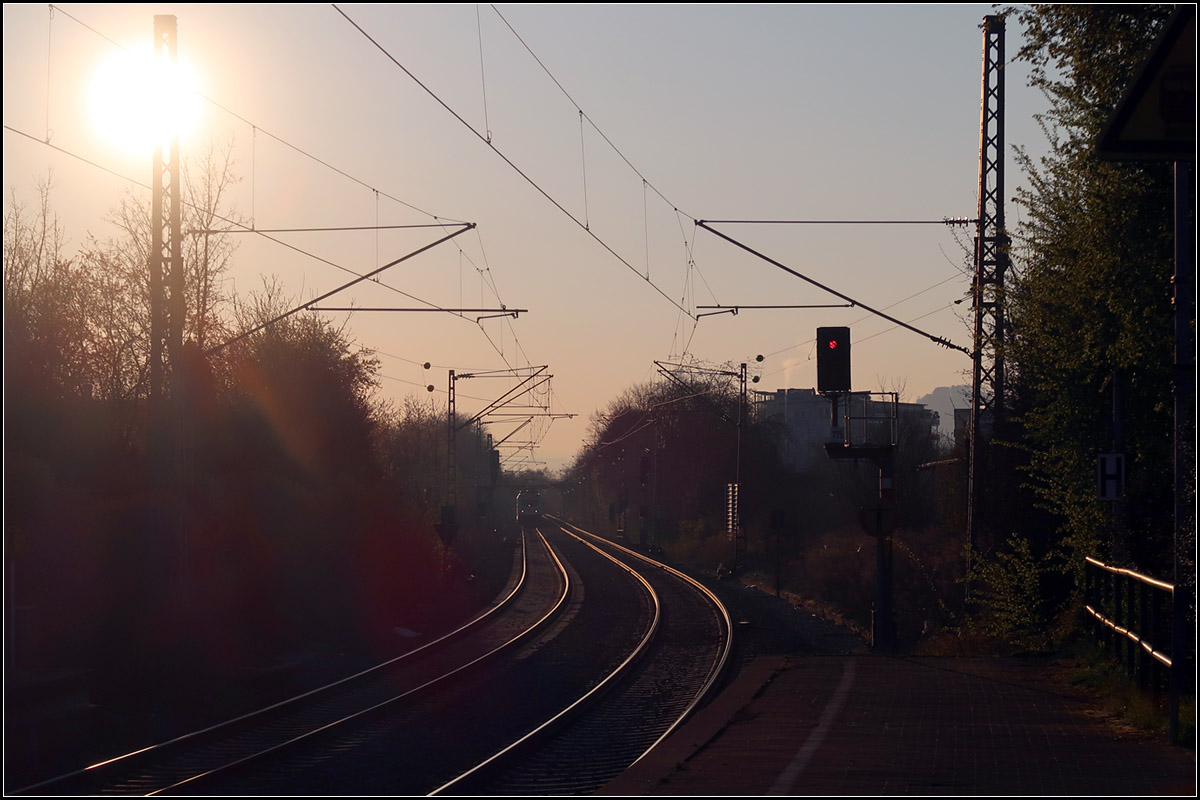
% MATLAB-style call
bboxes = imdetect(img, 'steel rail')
[14,529,567,796]
[149,530,571,796]
[429,523,661,796]
[554,516,734,763]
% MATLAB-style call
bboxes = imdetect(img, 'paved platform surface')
[604,653,1195,795]
[602,582,1196,796]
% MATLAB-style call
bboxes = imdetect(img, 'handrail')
[1082,555,1188,744]
[1085,556,1175,591]
[1083,556,1175,668]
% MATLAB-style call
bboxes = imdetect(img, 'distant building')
[755,387,939,471]
[952,406,996,449]
[753,388,831,471]
[954,407,971,444]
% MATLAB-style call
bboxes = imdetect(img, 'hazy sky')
[3,4,1049,469]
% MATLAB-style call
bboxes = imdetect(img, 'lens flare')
[89,45,202,155]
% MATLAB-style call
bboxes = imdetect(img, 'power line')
[760,270,967,362]
[3,126,527,404]
[5,130,456,317]
[196,223,459,234]
[487,4,687,220]
[758,298,966,385]
[698,220,972,357]
[21,4,564,457]
[698,218,977,226]
[207,223,474,354]
[333,4,695,322]
[38,4,541,375]
[45,4,457,225]
[30,6,550,428]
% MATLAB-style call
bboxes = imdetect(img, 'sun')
[89,45,202,156]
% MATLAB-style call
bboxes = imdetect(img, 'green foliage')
[1010,5,1175,135]
[969,533,1052,652]
[660,518,731,572]
[1064,637,1195,744]
[1003,5,1181,583]
[890,526,965,642]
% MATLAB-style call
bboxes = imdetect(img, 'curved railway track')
[442,518,732,796]
[14,519,732,797]
[15,529,566,796]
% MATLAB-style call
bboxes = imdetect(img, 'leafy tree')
[373,395,447,518]
[1002,5,1180,585]
[566,360,801,565]
[5,160,512,760]
[217,279,381,481]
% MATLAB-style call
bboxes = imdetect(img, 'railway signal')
[816,326,851,393]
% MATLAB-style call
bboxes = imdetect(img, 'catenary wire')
[32,5,554,443]
[333,4,696,322]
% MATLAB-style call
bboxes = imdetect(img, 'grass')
[654,518,1196,750]
[1057,636,1195,748]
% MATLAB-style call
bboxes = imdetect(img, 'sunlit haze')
[3,4,1047,470]
[89,44,202,155]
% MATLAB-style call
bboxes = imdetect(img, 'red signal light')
[816,326,851,392]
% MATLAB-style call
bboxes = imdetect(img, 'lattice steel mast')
[150,14,184,410]
[968,15,1009,567]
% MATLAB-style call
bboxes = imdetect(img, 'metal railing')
[840,393,897,450]
[1084,557,1174,686]
[1083,556,1190,741]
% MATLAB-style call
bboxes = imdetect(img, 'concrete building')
[754,387,939,472]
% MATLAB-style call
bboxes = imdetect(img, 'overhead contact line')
[697,220,973,358]
[208,223,475,354]
[334,4,696,321]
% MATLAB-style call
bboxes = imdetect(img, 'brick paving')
[604,653,1196,796]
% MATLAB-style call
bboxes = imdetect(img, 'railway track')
[441,519,732,796]
[13,519,732,796]
[14,529,564,796]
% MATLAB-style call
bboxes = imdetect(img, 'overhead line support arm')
[207,223,475,355]
[695,220,972,358]
[457,368,552,430]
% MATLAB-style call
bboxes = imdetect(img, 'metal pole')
[150,15,184,401]
[149,18,168,412]
[876,451,896,652]
[1170,159,1193,745]
[968,14,1009,594]
[443,370,458,541]
[1112,370,1128,563]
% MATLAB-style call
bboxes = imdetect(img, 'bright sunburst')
[89,45,202,156]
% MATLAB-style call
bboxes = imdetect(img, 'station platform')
[603,651,1195,795]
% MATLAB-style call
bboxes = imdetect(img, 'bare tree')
[3,175,92,398]
[182,137,241,350]
[76,139,243,405]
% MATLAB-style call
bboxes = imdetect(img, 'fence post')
[1136,579,1148,692]
[1147,581,1157,692]
[1123,573,1136,678]
[1086,556,1180,743]
[1108,568,1119,655]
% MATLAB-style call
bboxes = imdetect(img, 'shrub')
[970,533,1051,652]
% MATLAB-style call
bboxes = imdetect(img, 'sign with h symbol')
[1097,453,1126,501]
